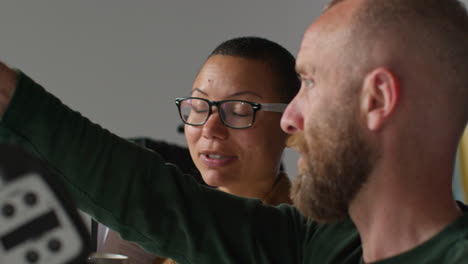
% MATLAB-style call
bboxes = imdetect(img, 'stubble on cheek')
[287,118,374,223]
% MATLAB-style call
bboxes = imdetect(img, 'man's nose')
[280,97,304,134]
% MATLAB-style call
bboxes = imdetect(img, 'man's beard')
[287,107,375,223]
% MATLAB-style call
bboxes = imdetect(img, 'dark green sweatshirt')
[1,72,467,263]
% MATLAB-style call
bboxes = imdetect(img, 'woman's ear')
[360,67,400,131]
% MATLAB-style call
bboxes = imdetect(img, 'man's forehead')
[297,20,324,57]
[295,22,330,70]
[297,0,360,64]
[299,13,339,52]
[305,0,360,35]
[296,41,315,73]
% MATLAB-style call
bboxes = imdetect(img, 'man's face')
[281,6,375,222]
[286,99,374,223]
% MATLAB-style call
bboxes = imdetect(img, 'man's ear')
[360,67,400,131]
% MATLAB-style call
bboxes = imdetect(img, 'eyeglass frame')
[175,96,288,129]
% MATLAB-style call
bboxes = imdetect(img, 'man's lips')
[199,152,237,167]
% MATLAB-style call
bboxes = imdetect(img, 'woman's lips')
[200,153,237,167]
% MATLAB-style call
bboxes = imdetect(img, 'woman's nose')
[202,109,228,140]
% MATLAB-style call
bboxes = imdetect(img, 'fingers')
[0,62,18,117]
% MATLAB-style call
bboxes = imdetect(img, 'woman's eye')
[194,108,208,114]
[191,105,208,113]
[231,106,250,117]
[231,110,249,117]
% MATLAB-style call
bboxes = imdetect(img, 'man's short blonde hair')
[325,0,468,126]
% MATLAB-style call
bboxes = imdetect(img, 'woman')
[179,36,299,203]
[101,36,300,264]
[0,36,300,263]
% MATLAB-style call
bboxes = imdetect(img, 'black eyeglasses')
[175,97,287,129]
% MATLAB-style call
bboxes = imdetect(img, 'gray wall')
[1,0,467,179]
[0,0,328,178]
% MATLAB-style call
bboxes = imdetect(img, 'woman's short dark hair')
[209,37,300,103]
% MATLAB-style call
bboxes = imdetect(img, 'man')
[282,0,468,262]
[0,0,467,263]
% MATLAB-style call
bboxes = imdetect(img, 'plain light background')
[1,0,467,180]
[0,0,333,179]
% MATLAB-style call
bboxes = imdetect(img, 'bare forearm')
[0,63,17,116]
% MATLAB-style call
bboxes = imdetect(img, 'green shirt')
[1,72,467,263]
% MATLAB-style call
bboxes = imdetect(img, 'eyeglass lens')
[179,98,255,128]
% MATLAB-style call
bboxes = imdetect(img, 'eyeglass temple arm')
[259,103,288,113]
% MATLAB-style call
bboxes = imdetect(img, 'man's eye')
[298,74,315,88]
[303,79,314,88]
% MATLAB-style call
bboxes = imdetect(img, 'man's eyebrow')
[295,65,304,75]
[295,64,316,76]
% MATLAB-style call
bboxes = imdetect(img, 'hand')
[0,62,18,117]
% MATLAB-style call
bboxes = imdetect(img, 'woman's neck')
[218,172,281,199]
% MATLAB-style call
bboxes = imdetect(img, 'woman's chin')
[201,169,234,188]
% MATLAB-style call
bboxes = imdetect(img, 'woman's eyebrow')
[226,91,263,99]
[191,88,208,96]
[191,89,263,99]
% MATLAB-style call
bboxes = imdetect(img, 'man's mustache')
[286,132,308,154]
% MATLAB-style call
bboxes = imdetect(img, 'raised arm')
[0,62,17,115]
[0,66,308,264]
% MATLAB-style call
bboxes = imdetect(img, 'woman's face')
[185,55,287,196]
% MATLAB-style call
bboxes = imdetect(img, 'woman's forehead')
[192,55,281,100]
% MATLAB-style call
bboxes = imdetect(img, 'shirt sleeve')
[128,137,206,185]
[0,72,308,264]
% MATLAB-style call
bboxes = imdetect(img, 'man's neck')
[350,165,462,263]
